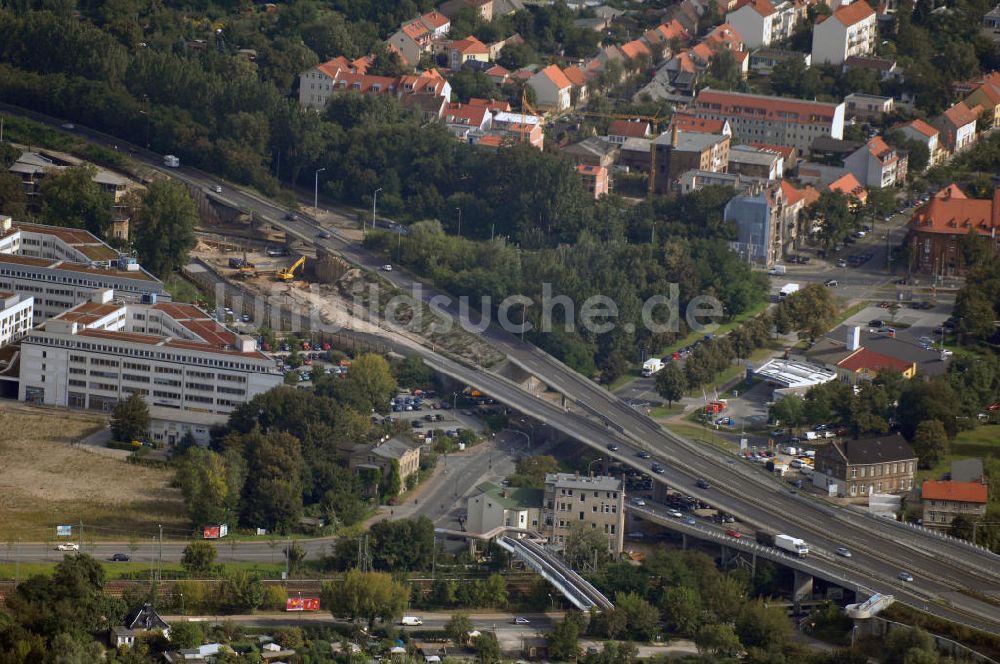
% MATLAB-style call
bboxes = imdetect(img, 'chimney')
[671,125,679,147]
[847,326,861,351]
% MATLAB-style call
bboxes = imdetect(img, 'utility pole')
[371,187,382,234]
[158,524,162,582]
[78,520,83,552]
[455,206,462,237]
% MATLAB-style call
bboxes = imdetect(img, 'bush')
[263,584,288,611]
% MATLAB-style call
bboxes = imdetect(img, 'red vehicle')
[322,343,331,351]
[302,342,311,351]
[725,529,742,539]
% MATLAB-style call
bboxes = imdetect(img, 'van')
[400,616,423,626]
[768,264,787,276]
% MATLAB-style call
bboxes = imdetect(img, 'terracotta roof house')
[485,64,509,86]
[892,119,941,168]
[670,112,732,136]
[827,172,868,209]
[934,101,980,153]
[448,35,490,69]
[577,164,610,199]
[298,65,451,110]
[907,184,1000,275]
[527,64,574,111]
[562,65,588,103]
[607,119,653,144]
[922,480,989,531]
[844,136,907,189]
[836,347,916,383]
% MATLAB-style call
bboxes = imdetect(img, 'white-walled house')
[811,1,876,65]
[527,64,573,111]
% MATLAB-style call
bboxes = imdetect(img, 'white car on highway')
[56,543,79,551]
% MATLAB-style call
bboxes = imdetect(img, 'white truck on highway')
[775,534,809,557]
[642,358,664,377]
[778,283,799,299]
[163,155,180,168]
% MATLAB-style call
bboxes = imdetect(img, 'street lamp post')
[587,458,603,475]
[372,187,383,233]
[455,206,462,237]
[314,168,326,210]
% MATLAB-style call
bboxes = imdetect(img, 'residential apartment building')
[907,185,1000,275]
[297,63,450,111]
[527,64,573,111]
[542,473,624,555]
[692,88,845,153]
[466,482,543,534]
[726,0,803,50]
[0,217,168,324]
[934,101,980,154]
[844,136,907,189]
[577,165,610,199]
[563,137,620,169]
[18,289,282,444]
[813,434,917,498]
[652,129,731,194]
[0,291,33,348]
[486,112,544,149]
[921,480,988,531]
[811,1,876,66]
[725,183,789,266]
[606,120,652,145]
[748,48,810,74]
[893,119,941,168]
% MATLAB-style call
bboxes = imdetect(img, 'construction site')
[185,195,504,367]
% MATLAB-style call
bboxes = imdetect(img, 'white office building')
[19,289,282,445]
[0,217,167,323]
[0,291,33,348]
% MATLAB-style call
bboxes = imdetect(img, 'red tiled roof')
[704,23,742,50]
[696,89,840,125]
[538,63,573,89]
[899,118,938,139]
[563,65,587,87]
[867,136,896,161]
[644,20,691,45]
[449,35,488,54]
[831,1,875,27]
[420,10,450,30]
[910,188,998,236]
[828,172,865,198]
[837,348,914,374]
[443,102,489,127]
[671,112,726,134]
[942,101,979,128]
[732,0,776,17]
[620,39,652,60]
[485,64,509,77]
[477,134,504,147]
[971,82,1000,106]
[691,42,714,64]
[933,183,966,199]
[922,480,988,503]
[750,142,795,158]
[780,180,804,206]
[608,120,651,138]
[577,164,607,176]
[402,21,431,42]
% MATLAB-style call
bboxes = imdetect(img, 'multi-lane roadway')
[4,103,999,633]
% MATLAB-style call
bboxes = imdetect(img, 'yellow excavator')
[276,256,305,282]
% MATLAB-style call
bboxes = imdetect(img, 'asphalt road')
[4,104,999,633]
[160,610,558,633]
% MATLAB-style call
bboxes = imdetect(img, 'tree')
[322,569,409,631]
[694,623,742,658]
[735,599,791,650]
[912,419,949,468]
[336,353,397,413]
[220,570,265,613]
[39,164,112,237]
[769,395,806,430]
[240,430,304,533]
[181,541,217,576]
[613,592,660,641]
[564,522,611,570]
[169,620,204,649]
[948,513,976,541]
[659,586,703,637]
[132,179,198,277]
[547,617,581,660]
[110,392,149,442]
[176,446,247,528]
[472,632,502,664]
[655,362,685,407]
[369,517,435,571]
[507,455,559,489]
[812,190,853,247]
[781,284,838,341]
[445,613,473,645]
[283,540,306,575]
[0,171,27,218]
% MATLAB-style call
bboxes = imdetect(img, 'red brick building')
[907,184,1000,275]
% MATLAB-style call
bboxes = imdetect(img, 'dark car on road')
[651,462,665,474]
[110,553,130,562]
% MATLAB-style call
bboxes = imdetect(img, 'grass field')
[0,402,187,541]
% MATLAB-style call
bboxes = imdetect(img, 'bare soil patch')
[0,403,187,540]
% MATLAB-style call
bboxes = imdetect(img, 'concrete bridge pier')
[793,569,814,614]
